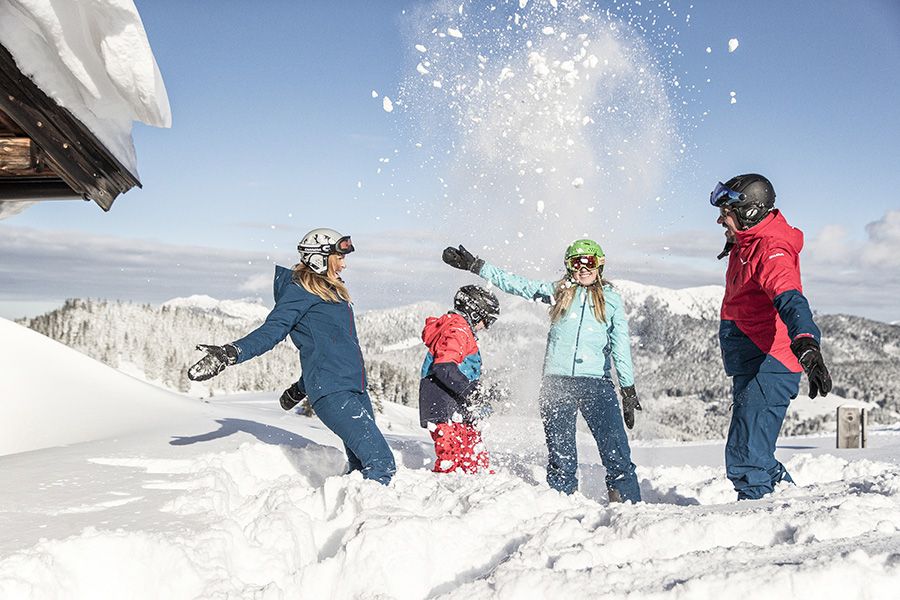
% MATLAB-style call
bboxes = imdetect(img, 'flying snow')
[398,0,687,265]
[728,38,739,53]
[383,96,394,112]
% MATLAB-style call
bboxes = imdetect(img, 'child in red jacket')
[419,285,499,474]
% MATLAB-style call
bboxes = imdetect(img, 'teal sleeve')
[478,262,557,303]
[607,295,635,388]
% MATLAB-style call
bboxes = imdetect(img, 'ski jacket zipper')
[571,289,588,376]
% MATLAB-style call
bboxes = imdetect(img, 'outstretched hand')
[791,338,832,399]
[187,344,238,382]
[442,245,484,274]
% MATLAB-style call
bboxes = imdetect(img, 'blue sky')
[2,0,899,321]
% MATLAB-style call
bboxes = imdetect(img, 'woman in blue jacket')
[188,228,396,485]
[443,240,642,502]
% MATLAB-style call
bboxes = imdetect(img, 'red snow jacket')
[418,312,482,428]
[719,210,821,375]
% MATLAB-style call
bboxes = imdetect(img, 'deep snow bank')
[1,439,899,599]
[0,317,198,456]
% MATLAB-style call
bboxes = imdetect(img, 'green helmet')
[564,239,605,273]
[565,239,604,259]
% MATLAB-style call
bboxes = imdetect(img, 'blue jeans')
[539,375,640,502]
[726,372,801,500]
[311,390,396,485]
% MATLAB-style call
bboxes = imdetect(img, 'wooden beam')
[0,43,140,209]
[0,136,56,177]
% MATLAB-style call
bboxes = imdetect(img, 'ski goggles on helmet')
[297,235,355,256]
[709,182,745,207]
[565,254,601,272]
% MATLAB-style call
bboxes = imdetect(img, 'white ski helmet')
[297,228,355,275]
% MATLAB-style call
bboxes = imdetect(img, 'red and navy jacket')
[418,312,482,428]
[720,210,820,376]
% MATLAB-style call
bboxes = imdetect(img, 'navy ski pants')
[311,389,396,485]
[725,372,801,500]
[539,375,641,502]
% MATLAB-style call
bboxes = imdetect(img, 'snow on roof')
[0,0,171,177]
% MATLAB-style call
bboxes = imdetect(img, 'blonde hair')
[548,276,608,324]
[292,254,351,303]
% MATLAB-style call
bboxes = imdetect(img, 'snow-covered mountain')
[19,280,900,441]
[161,295,271,323]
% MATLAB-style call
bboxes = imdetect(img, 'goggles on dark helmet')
[565,254,601,272]
[297,235,355,256]
[709,182,746,207]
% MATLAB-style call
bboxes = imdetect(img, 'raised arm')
[442,244,556,303]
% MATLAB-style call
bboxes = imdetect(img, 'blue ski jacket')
[477,262,635,386]
[230,266,366,403]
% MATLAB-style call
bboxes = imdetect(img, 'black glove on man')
[279,383,306,411]
[442,245,485,274]
[620,385,642,430]
[790,337,833,399]
[187,344,238,382]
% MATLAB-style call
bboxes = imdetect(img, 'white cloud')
[861,210,900,269]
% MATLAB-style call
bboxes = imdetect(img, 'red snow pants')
[431,422,490,474]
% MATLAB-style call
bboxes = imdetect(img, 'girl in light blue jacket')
[442,239,642,502]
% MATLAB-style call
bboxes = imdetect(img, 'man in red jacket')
[711,173,833,500]
[419,285,499,474]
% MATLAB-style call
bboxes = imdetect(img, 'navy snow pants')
[725,372,801,500]
[539,375,641,502]
[311,390,396,485]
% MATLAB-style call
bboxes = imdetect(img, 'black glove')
[442,245,484,274]
[790,337,832,399]
[620,385,642,430]
[279,383,306,411]
[187,344,238,381]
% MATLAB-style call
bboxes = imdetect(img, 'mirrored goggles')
[565,254,601,271]
[298,235,355,255]
[709,181,745,207]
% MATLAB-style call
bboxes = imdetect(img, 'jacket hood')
[735,210,804,253]
[422,312,471,353]
[274,265,295,302]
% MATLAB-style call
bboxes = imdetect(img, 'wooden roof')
[0,42,141,210]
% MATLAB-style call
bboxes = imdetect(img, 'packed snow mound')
[3,438,900,599]
[162,295,270,323]
[0,0,171,176]
[0,317,197,457]
[614,279,724,320]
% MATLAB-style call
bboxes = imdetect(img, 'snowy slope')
[2,318,900,598]
[0,317,199,456]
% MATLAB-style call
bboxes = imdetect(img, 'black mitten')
[442,245,484,274]
[790,337,833,399]
[187,344,238,382]
[279,383,306,411]
[620,385,643,430]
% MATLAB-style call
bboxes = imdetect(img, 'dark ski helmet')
[454,285,500,329]
[710,173,776,229]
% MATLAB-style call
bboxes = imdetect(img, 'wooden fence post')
[836,406,867,449]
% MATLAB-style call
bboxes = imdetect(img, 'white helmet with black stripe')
[297,228,354,274]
